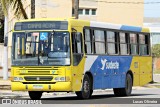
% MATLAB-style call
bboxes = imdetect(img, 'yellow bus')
[11,18,152,100]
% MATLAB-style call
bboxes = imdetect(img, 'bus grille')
[27,71,50,75]
[24,76,53,81]
[22,82,56,84]
[17,66,63,75]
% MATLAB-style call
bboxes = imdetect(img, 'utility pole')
[3,16,8,80]
[31,0,35,18]
[74,0,79,19]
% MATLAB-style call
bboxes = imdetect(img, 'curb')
[0,85,11,90]
[154,74,160,76]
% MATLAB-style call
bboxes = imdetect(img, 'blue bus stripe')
[120,25,142,32]
[89,56,133,89]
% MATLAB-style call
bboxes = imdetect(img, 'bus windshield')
[12,31,70,66]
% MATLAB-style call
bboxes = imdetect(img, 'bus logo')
[36,77,40,81]
[101,59,119,70]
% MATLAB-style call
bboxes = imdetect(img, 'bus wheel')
[113,73,132,96]
[75,74,92,99]
[28,91,43,100]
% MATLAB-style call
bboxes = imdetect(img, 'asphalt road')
[0,87,160,107]
[1,87,159,104]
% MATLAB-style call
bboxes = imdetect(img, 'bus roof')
[14,18,149,33]
[89,21,149,33]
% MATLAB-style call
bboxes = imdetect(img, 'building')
[78,0,144,26]
[5,0,144,67]
[144,17,160,46]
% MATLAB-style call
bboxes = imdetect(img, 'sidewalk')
[0,79,11,90]
[0,68,11,90]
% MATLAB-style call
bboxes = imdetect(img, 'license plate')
[33,85,43,89]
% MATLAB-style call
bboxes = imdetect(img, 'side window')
[119,32,129,55]
[130,33,138,55]
[72,32,83,66]
[26,33,39,56]
[94,30,105,54]
[139,34,149,55]
[107,31,118,54]
[14,34,26,59]
[84,29,92,54]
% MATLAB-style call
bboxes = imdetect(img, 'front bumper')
[11,82,72,91]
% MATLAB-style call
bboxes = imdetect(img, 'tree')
[1,0,28,19]
[152,44,160,58]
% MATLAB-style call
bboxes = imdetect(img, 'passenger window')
[94,30,105,54]
[130,33,138,55]
[107,31,118,54]
[139,34,149,55]
[119,32,128,55]
[84,29,92,54]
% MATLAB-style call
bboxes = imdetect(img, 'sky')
[144,0,160,17]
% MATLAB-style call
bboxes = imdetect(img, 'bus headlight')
[60,77,65,81]
[54,76,70,82]
[12,77,23,81]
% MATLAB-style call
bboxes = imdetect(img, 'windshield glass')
[12,31,70,66]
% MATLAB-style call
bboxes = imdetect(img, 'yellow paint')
[69,19,90,91]
[11,82,71,91]
[130,56,152,86]
[130,56,140,86]
[22,38,25,55]
[141,28,150,33]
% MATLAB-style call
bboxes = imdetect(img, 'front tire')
[75,74,92,99]
[28,91,43,100]
[113,73,132,96]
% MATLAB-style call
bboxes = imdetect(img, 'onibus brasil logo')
[101,59,119,70]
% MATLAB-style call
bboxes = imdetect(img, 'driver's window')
[72,32,83,66]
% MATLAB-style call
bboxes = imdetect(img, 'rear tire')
[113,73,132,96]
[75,74,92,99]
[28,91,43,100]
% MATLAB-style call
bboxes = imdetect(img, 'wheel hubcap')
[84,80,89,93]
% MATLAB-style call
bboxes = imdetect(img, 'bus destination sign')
[14,21,68,31]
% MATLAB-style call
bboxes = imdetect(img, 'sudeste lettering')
[101,59,119,70]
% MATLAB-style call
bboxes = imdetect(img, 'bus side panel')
[83,55,152,90]
[71,57,86,91]
[84,55,132,89]
[130,56,140,86]
[130,56,152,86]
[139,57,152,86]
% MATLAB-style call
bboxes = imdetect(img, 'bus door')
[71,32,85,91]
